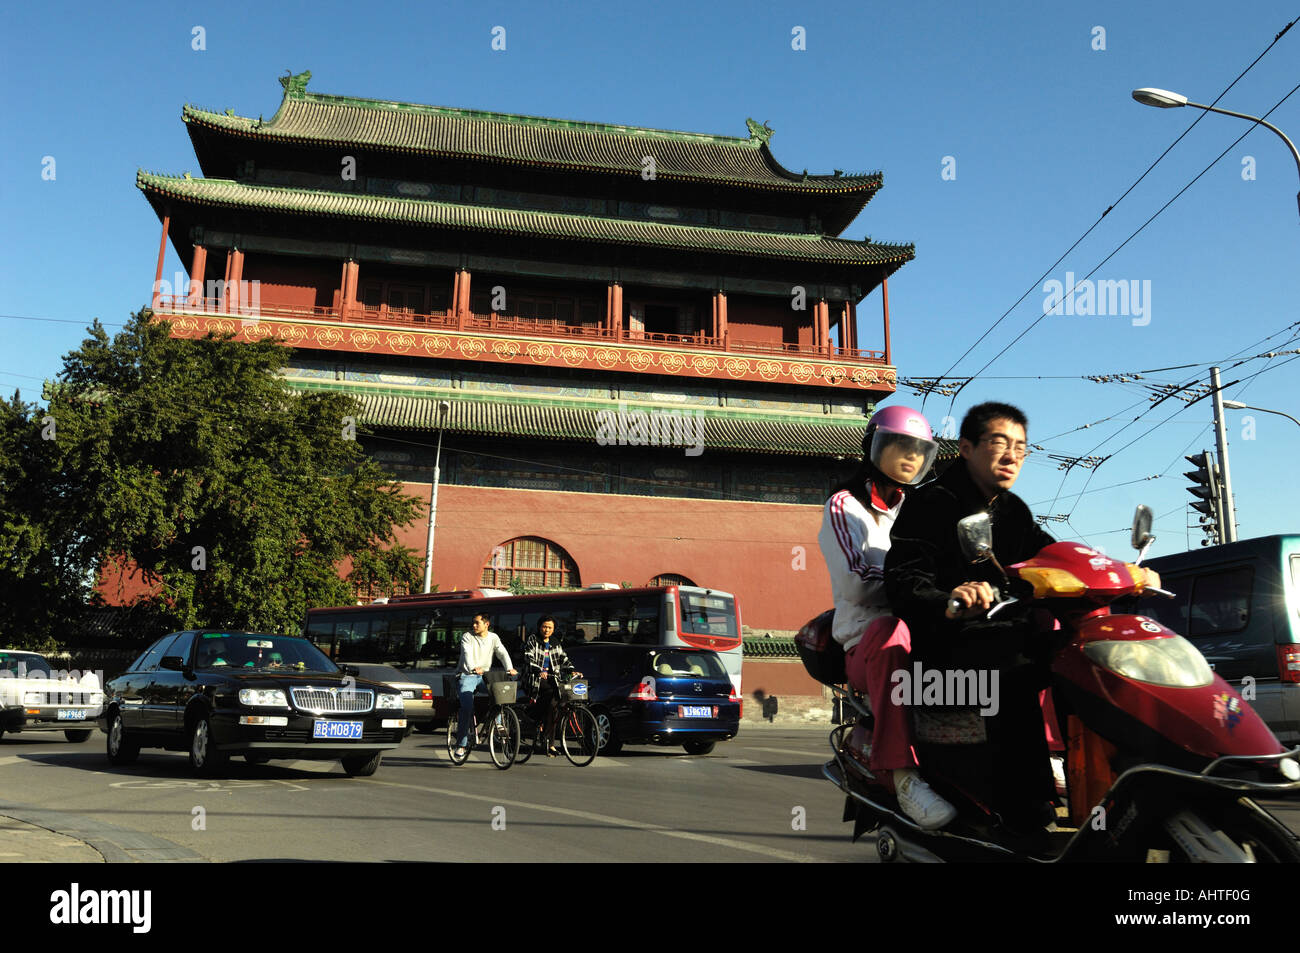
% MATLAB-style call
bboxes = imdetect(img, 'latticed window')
[648,573,696,588]
[481,537,579,590]
[352,578,412,603]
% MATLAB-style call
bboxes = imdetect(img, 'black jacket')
[885,458,1055,670]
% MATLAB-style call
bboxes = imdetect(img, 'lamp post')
[422,400,452,593]
[1132,87,1300,222]
[1222,399,1300,430]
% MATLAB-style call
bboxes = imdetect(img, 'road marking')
[361,777,818,862]
[0,757,26,768]
[724,758,761,765]
[745,746,824,759]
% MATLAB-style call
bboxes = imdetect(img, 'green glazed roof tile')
[346,393,874,458]
[183,93,883,196]
[138,171,914,266]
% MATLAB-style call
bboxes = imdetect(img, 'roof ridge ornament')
[745,118,775,145]
[279,69,312,98]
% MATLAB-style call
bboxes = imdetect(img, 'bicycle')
[446,674,521,769]
[516,676,599,767]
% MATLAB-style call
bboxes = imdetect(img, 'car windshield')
[194,634,338,674]
[0,651,51,677]
[650,651,727,679]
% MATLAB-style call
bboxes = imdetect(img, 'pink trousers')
[844,616,917,773]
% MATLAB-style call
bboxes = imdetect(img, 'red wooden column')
[881,276,892,365]
[607,282,623,341]
[714,291,728,348]
[151,211,171,310]
[223,248,245,312]
[339,260,359,319]
[454,269,472,328]
[846,300,857,353]
[816,300,831,354]
[187,244,207,307]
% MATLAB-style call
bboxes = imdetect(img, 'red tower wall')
[242,253,340,310]
[399,483,831,631]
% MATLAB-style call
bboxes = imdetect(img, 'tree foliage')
[1,312,424,641]
[0,392,96,649]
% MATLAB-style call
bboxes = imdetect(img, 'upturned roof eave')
[180,102,886,197]
[136,170,916,269]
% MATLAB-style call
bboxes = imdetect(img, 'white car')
[0,649,105,742]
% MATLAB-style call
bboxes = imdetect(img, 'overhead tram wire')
[926,18,1299,411]
[1056,349,1300,514]
[956,80,1300,395]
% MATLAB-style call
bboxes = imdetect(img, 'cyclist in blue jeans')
[455,613,517,758]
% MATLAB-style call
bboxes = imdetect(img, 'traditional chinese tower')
[138,71,915,630]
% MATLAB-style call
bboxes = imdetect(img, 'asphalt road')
[0,723,866,863]
[3,725,1296,864]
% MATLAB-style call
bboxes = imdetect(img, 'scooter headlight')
[1083,635,1214,687]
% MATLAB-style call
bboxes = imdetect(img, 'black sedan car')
[101,630,407,777]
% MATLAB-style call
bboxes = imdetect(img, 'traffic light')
[1184,451,1223,542]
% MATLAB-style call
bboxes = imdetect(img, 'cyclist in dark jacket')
[523,617,582,756]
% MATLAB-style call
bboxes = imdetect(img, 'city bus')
[302,584,744,718]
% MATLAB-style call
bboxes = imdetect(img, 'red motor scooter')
[824,505,1300,862]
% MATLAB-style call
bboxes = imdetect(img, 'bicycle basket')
[490,680,518,705]
[561,678,589,702]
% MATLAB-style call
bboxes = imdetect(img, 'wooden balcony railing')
[152,297,886,363]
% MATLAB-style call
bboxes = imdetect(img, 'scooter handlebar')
[947,585,1004,618]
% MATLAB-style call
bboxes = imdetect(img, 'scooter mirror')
[957,513,993,564]
[1131,504,1155,556]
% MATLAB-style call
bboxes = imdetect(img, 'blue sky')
[2,0,1297,556]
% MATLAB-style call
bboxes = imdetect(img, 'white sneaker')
[454,747,467,758]
[1051,756,1067,797]
[896,771,958,830]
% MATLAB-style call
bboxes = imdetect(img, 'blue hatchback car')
[564,644,740,755]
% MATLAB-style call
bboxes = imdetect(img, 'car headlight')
[1083,635,1214,687]
[23,692,43,706]
[375,693,404,711]
[238,688,289,708]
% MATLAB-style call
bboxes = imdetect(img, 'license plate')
[678,706,713,719]
[58,709,87,721]
[312,720,363,740]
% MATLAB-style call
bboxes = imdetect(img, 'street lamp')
[1222,399,1300,430]
[1132,87,1300,222]
[422,399,452,593]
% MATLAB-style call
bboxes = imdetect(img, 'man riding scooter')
[885,402,1065,837]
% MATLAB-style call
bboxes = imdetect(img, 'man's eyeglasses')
[980,434,1032,458]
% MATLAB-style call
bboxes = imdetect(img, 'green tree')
[14,311,423,636]
[0,391,97,649]
[347,543,425,600]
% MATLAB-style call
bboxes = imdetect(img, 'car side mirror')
[160,656,184,671]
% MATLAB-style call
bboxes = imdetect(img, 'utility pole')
[1209,367,1237,543]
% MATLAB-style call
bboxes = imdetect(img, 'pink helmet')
[863,405,939,485]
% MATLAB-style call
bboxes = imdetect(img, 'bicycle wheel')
[488,705,521,769]
[446,712,470,765]
[560,704,599,767]
[514,711,536,764]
